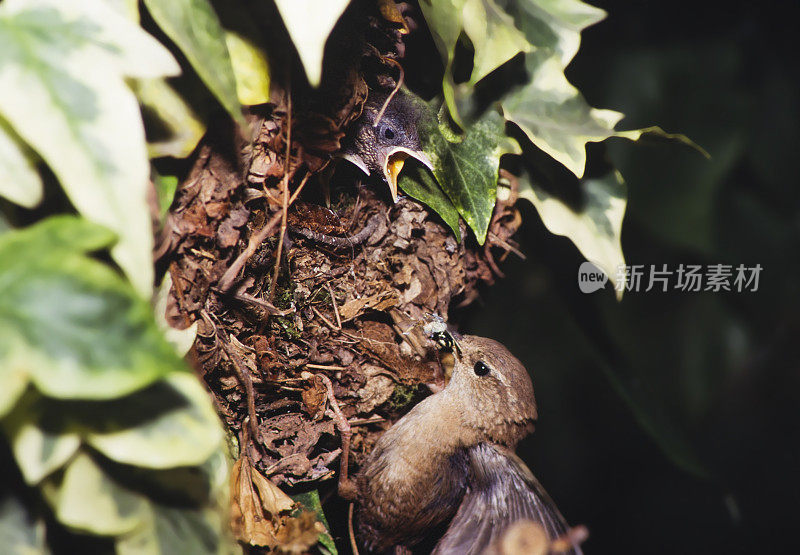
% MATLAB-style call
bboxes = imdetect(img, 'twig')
[218,210,282,292]
[315,373,356,502]
[223,341,260,444]
[269,85,293,303]
[311,305,340,332]
[326,283,342,329]
[305,363,350,371]
[348,503,360,555]
[488,231,527,260]
[226,290,293,315]
[372,57,405,128]
[348,415,385,426]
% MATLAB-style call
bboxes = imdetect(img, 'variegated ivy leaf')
[0,0,180,297]
[419,0,531,124]
[399,93,518,244]
[143,0,245,127]
[0,119,42,209]
[516,169,627,297]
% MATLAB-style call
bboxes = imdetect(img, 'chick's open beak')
[382,147,434,202]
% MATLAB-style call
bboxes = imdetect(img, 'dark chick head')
[445,334,538,448]
[341,89,433,201]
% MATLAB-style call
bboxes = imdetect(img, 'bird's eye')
[473,361,490,376]
[381,125,396,141]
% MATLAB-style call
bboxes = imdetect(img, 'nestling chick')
[341,89,433,202]
[355,334,582,554]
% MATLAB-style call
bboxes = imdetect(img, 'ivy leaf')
[274,0,351,87]
[398,162,462,241]
[292,490,338,555]
[226,31,271,106]
[85,374,224,469]
[137,78,206,159]
[419,106,518,243]
[0,492,48,554]
[0,0,180,297]
[0,217,185,400]
[517,169,627,296]
[42,452,150,536]
[420,0,530,122]
[143,0,245,127]
[0,119,42,209]
[418,0,466,123]
[3,392,81,485]
[462,0,531,86]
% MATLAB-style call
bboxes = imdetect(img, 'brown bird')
[341,89,434,203]
[354,333,582,554]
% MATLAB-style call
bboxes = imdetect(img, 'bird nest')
[156,0,522,516]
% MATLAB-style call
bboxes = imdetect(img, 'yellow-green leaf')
[143,0,245,127]
[226,31,271,106]
[138,78,206,159]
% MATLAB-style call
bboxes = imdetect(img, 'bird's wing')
[432,443,582,555]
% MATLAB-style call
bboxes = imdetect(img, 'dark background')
[460,1,800,553]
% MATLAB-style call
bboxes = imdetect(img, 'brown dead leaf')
[230,454,319,551]
[339,290,399,321]
[378,0,410,34]
[301,375,327,418]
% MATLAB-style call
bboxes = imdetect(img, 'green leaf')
[462,0,531,85]
[292,490,337,555]
[418,0,467,123]
[138,78,206,159]
[501,50,625,178]
[4,393,81,485]
[153,171,180,217]
[0,0,180,297]
[0,118,42,209]
[398,162,462,241]
[225,31,271,106]
[86,374,224,469]
[0,214,116,256]
[501,0,606,69]
[116,451,233,555]
[143,0,245,127]
[274,0,351,87]
[497,1,703,179]
[42,452,150,536]
[0,360,28,419]
[0,218,184,400]
[517,169,627,296]
[0,491,49,555]
[116,503,231,555]
[420,106,517,243]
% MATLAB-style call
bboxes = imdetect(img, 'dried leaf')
[230,454,290,546]
[301,377,327,419]
[338,290,399,321]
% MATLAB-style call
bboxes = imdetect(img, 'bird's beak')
[340,152,370,176]
[381,147,434,203]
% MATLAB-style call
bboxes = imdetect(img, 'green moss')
[388,384,425,411]
[274,316,302,340]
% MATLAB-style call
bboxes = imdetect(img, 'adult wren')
[341,89,434,203]
[354,333,582,554]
